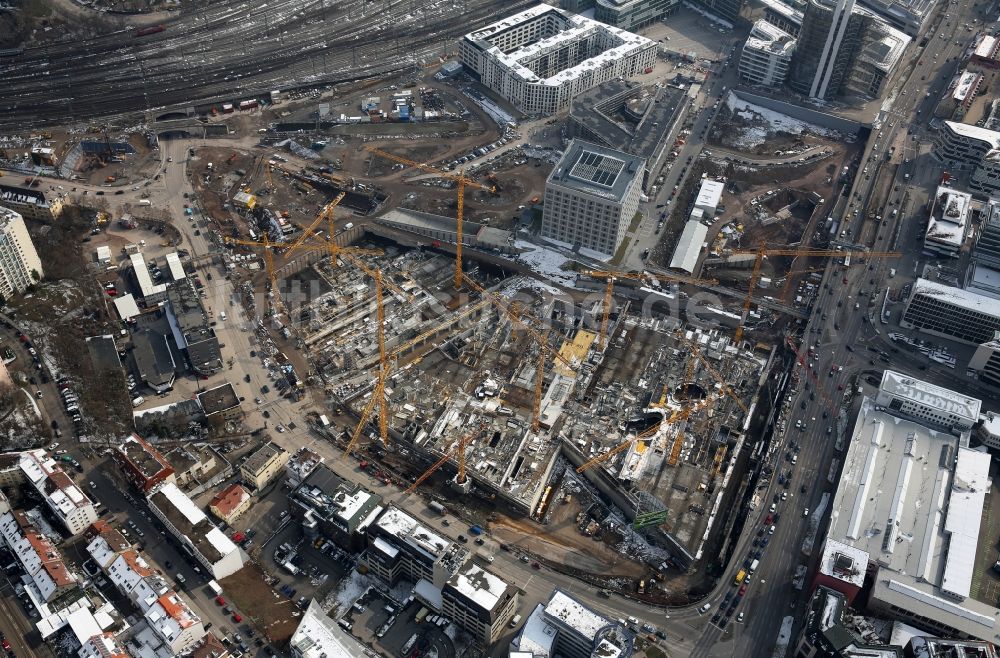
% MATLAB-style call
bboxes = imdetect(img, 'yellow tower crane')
[365,147,496,289]
[729,245,900,344]
[342,269,391,456]
[405,425,483,494]
[581,270,719,350]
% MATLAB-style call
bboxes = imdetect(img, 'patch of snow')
[328,570,373,616]
[723,92,839,149]
[513,241,579,287]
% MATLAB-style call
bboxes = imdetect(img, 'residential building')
[240,442,289,491]
[568,79,690,193]
[290,600,373,658]
[739,20,797,87]
[142,590,206,654]
[593,0,679,31]
[791,587,904,658]
[788,0,908,100]
[0,511,78,604]
[459,5,657,115]
[901,278,1000,345]
[165,443,231,496]
[442,561,518,645]
[78,633,128,658]
[197,382,243,425]
[19,449,98,535]
[923,186,971,257]
[874,370,981,432]
[286,447,325,488]
[0,207,43,296]
[147,482,244,579]
[365,505,468,589]
[541,139,645,256]
[669,220,709,273]
[208,484,252,525]
[291,464,383,551]
[187,634,232,658]
[165,280,223,375]
[512,589,632,658]
[112,434,176,493]
[969,331,1000,388]
[824,397,1000,642]
[0,184,63,221]
[128,252,168,305]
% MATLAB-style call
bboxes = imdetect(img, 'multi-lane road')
[0,0,532,130]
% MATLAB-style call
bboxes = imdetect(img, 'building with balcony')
[459,4,657,115]
[0,207,43,296]
[365,505,468,589]
[0,184,63,222]
[19,449,98,535]
[147,482,244,579]
[739,20,797,87]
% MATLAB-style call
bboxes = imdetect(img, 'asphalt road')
[0,0,533,130]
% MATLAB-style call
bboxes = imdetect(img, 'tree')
[30,269,39,282]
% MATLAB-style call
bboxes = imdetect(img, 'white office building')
[0,206,43,296]
[147,482,244,580]
[459,4,657,115]
[511,589,632,658]
[824,398,999,641]
[19,449,98,535]
[934,121,1000,197]
[923,186,971,257]
[541,140,645,256]
[739,20,797,87]
[875,370,981,432]
[291,600,371,658]
[969,331,1000,389]
[442,561,518,645]
[901,277,1000,345]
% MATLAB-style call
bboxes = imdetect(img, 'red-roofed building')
[79,633,128,658]
[0,510,78,602]
[208,483,251,524]
[112,434,176,493]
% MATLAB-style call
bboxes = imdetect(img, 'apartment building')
[0,511,78,604]
[441,561,518,645]
[901,277,1000,345]
[77,633,129,658]
[0,184,63,222]
[240,442,289,490]
[112,434,176,493]
[739,20,797,87]
[208,483,252,525]
[459,4,657,115]
[19,449,98,535]
[0,207,43,296]
[593,0,679,31]
[541,140,645,256]
[147,482,244,579]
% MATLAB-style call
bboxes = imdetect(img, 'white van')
[219,311,227,321]
[749,559,759,574]
[509,614,522,628]
[131,396,144,408]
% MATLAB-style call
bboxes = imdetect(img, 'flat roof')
[758,0,804,23]
[910,277,1000,319]
[925,186,970,250]
[129,253,167,299]
[112,294,141,321]
[830,400,1000,642]
[290,600,369,658]
[975,34,1000,60]
[164,252,186,281]
[746,19,796,54]
[149,482,237,565]
[446,561,512,613]
[944,121,1000,149]
[967,264,1000,300]
[197,382,240,415]
[516,604,557,656]
[879,370,982,424]
[941,449,990,599]
[818,538,868,588]
[544,589,612,640]
[695,179,724,210]
[953,71,982,103]
[669,220,708,273]
[374,506,449,561]
[243,442,287,477]
[116,434,172,480]
[548,139,643,203]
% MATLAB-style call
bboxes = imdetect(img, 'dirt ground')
[220,562,300,646]
[490,508,647,579]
